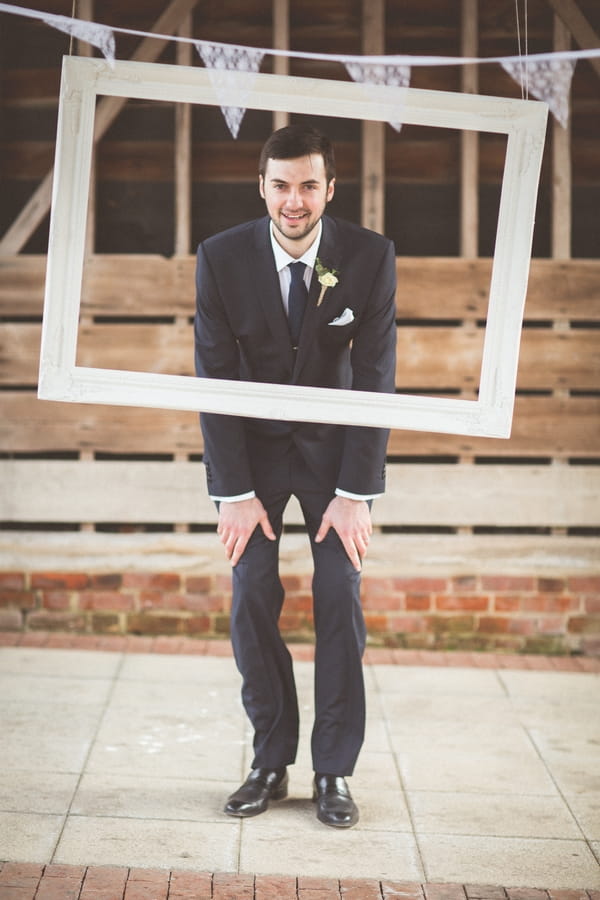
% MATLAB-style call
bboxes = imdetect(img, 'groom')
[194,124,397,827]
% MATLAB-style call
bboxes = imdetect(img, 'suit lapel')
[293,216,341,381]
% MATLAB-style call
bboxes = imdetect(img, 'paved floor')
[0,635,599,897]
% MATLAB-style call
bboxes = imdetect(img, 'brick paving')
[0,630,598,671]
[1,865,599,900]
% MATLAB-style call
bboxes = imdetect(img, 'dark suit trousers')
[229,453,367,776]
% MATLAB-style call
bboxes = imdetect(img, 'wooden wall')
[0,0,599,651]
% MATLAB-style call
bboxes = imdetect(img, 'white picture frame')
[38,56,548,438]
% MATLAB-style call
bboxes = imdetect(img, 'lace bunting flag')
[195,41,265,138]
[500,57,576,127]
[43,14,115,64]
[345,62,411,131]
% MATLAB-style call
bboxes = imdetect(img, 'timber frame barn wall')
[1,0,599,654]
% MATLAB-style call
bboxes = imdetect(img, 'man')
[194,124,396,828]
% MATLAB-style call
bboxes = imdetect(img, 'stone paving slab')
[0,634,599,895]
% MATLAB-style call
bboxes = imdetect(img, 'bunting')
[1,1,598,135]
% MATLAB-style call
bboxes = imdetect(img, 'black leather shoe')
[224,767,288,817]
[312,774,359,828]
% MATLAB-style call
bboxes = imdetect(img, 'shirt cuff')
[335,488,383,501]
[209,490,256,502]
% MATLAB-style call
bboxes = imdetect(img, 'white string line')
[1,1,599,68]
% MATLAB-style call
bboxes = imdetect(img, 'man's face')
[259,154,335,256]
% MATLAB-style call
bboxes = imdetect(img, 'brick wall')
[1,571,599,657]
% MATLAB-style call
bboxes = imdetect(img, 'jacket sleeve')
[194,242,254,497]
[336,238,397,496]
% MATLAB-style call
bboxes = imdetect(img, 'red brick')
[140,590,182,610]
[168,870,213,899]
[0,608,23,630]
[0,889,38,900]
[405,593,432,611]
[80,866,128,897]
[42,591,71,611]
[255,874,298,900]
[216,574,234,591]
[493,595,521,612]
[465,887,507,900]
[381,883,424,900]
[481,575,535,591]
[477,616,510,633]
[298,876,340,891]
[79,590,135,612]
[0,573,26,589]
[425,886,467,900]
[568,576,600,592]
[31,573,89,590]
[568,615,600,634]
[537,616,568,634]
[585,596,600,614]
[537,577,565,593]
[362,591,404,611]
[0,590,37,610]
[522,595,580,613]
[184,575,214,592]
[27,611,86,632]
[393,577,446,592]
[451,575,478,591]
[547,889,588,899]
[36,870,85,900]
[281,574,303,591]
[0,863,44,886]
[122,572,180,590]
[183,615,211,634]
[0,628,21,643]
[506,891,548,900]
[182,592,226,612]
[389,615,427,633]
[507,617,538,636]
[364,614,390,632]
[426,615,476,633]
[435,594,489,612]
[283,592,314,613]
[212,872,254,899]
[340,878,382,899]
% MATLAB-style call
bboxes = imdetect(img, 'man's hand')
[217,497,276,567]
[315,496,372,572]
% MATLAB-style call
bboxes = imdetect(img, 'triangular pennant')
[195,41,264,139]
[500,57,575,128]
[345,61,411,132]
[43,14,115,64]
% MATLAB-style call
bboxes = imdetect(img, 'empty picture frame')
[38,55,548,437]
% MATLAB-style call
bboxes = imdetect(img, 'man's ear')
[259,174,265,199]
[327,177,336,202]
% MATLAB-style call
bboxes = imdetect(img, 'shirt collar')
[269,220,322,273]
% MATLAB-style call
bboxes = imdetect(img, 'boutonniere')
[315,258,339,307]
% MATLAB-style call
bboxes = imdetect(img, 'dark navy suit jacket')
[194,214,397,500]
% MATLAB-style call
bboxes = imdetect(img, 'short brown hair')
[259,124,336,184]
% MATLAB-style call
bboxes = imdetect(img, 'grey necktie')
[288,262,308,348]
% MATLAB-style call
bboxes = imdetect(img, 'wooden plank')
[174,14,193,256]
[1,392,598,458]
[2,460,599,527]
[4,320,598,390]
[2,256,600,321]
[546,0,600,80]
[0,0,201,256]
[361,0,385,234]
[460,0,479,258]
[552,14,572,259]
[1,530,598,578]
[272,0,290,131]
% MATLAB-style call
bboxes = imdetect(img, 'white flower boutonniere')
[315,258,339,307]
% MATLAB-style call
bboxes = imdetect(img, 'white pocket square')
[328,307,355,326]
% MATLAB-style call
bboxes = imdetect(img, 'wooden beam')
[175,13,193,256]
[0,0,200,257]
[545,0,600,80]
[361,0,385,234]
[551,14,572,259]
[460,0,479,258]
[272,0,290,131]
